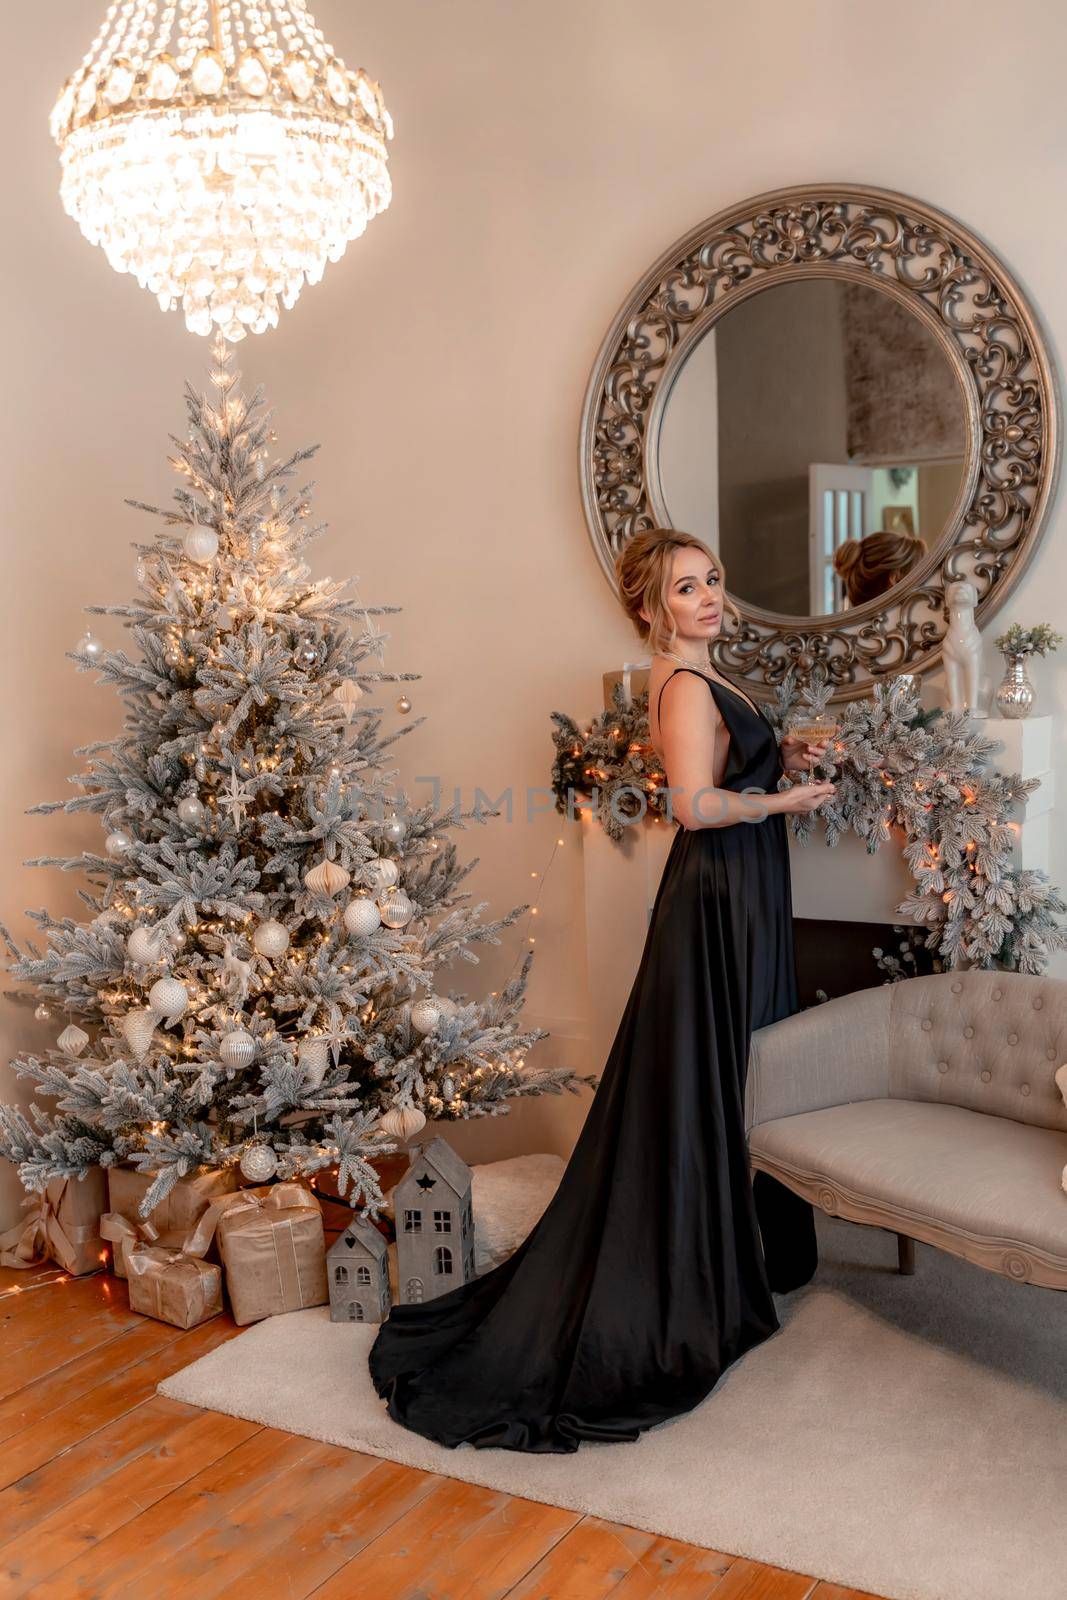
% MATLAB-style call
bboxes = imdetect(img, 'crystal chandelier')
[50,1,394,340]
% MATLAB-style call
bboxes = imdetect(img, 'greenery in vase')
[993,622,1063,659]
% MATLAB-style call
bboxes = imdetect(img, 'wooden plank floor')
[0,1262,889,1600]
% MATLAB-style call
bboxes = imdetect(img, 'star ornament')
[220,770,253,829]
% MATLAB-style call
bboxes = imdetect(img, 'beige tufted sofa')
[745,970,1067,1288]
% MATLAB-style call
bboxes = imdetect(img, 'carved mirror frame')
[578,182,1061,701]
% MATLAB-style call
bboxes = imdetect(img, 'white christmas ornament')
[149,977,188,1024]
[220,1029,256,1069]
[184,525,219,564]
[127,926,164,966]
[410,998,441,1035]
[298,1036,331,1088]
[343,897,382,937]
[123,1008,157,1060]
[436,996,458,1021]
[77,630,103,660]
[379,889,414,928]
[239,1141,279,1183]
[304,858,350,896]
[253,919,290,958]
[365,857,399,893]
[177,796,206,826]
[57,1023,89,1057]
[380,1104,426,1140]
[104,828,133,857]
[383,815,407,844]
[333,679,364,722]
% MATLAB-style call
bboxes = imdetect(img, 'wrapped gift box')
[126,1243,223,1329]
[213,1181,328,1327]
[102,1164,238,1278]
[0,1169,108,1276]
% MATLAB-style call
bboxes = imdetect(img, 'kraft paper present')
[0,1169,108,1276]
[212,1182,328,1326]
[125,1242,223,1329]
[103,1164,237,1277]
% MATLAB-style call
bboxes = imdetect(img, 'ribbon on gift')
[620,660,651,708]
[99,1210,161,1277]
[124,1241,222,1328]
[178,1180,317,1259]
[192,1181,324,1325]
[0,1180,99,1273]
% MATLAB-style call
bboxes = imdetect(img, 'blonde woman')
[369,527,836,1454]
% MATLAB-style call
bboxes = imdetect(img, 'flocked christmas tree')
[0,337,593,1218]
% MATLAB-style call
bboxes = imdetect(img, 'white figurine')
[942,578,984,718]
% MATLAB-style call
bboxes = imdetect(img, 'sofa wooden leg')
[897,1233,916,1275]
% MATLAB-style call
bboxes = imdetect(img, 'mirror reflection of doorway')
[656,276,968,617]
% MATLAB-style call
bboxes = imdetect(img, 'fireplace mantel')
[579,707,1054,1074]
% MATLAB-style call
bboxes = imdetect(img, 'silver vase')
[992,652,1035,719]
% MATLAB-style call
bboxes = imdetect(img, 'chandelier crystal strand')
[51,0,394,341]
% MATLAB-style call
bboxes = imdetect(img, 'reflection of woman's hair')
[615,527,742,655]
[833,529,927,606]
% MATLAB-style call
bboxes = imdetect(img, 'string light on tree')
[0,340,598,1216]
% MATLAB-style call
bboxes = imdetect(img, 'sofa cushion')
[749,1098,1067,1262]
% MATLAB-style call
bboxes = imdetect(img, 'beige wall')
[4,0,1067,1227]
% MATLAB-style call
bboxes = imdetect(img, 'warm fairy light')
[50,1,394,341]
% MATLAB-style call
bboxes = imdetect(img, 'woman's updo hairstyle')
[833,529,927,607]
[614,527,741,657]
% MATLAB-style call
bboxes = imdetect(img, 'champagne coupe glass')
[786,708,840,785]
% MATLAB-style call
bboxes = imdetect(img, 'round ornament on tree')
[104,828,133,858]
[77,630,103,660]
[239,1140,279,1183]
[148,978,188,1024]
[127,926,164,966]
[293,635,321,670]
[410,997,441,1035]
[343,896,381,937]
[365,857,399,893]
[184,524,219,564]
[252,919,290,958]
[379,889,414,928]
[220,1029,256,1069]
[177,796,206,826]
[383,815,406,845]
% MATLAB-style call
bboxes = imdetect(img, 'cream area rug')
[157,1205,1066,1600]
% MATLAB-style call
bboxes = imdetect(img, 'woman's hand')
[777,778,837,814]
[779,734,832,774]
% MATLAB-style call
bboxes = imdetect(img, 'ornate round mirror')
[579,184,1060,700]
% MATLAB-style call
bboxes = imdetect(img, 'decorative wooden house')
[326,1216,391,1324]
[393,1136,476,1304]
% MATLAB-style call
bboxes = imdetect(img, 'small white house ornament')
[327,1216,391,1323]
[393,1136,477,1304]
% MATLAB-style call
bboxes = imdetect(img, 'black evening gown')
[368,666,818,1453]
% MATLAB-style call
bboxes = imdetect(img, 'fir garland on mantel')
[550,668,1067,975]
